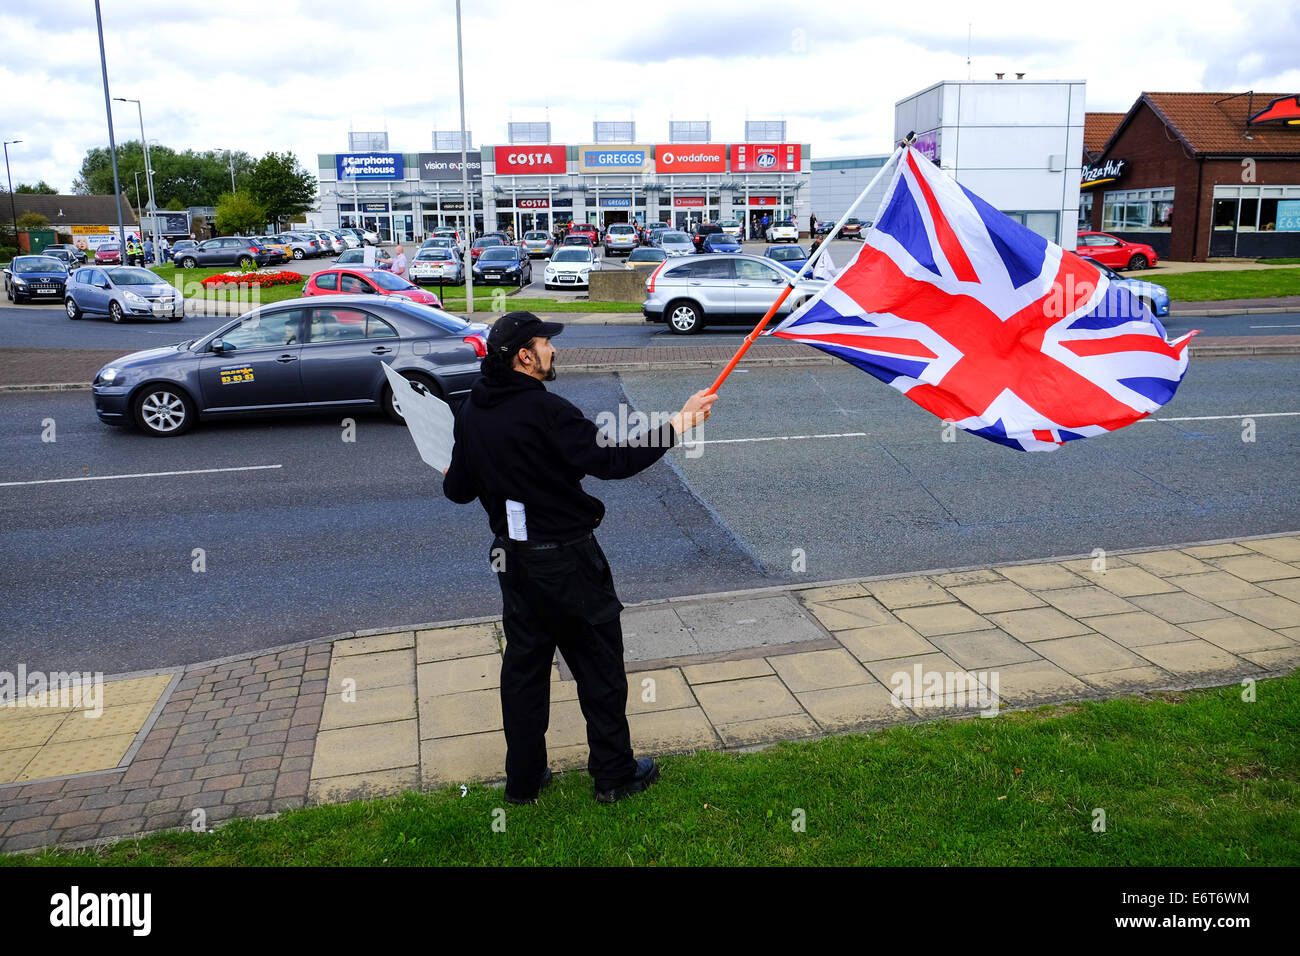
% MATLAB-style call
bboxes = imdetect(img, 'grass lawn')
[8,673,1297,866]
[1160,268,1300,301]
[1257,258,1300,265]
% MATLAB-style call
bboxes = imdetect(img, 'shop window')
[1077,193,1093,230]
[1239,198,1260,232]
[1212,199,1238,231]
[1102,188,1175,232]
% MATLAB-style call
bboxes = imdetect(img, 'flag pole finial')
[900,131,917,148]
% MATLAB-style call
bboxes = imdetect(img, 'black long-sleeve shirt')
[443,369,677,541]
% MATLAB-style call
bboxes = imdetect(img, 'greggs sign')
[493,147,566,175]
[654,144,725,172]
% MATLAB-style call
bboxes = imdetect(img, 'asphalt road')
[1,356,1297,675]
[0,302,1293,353]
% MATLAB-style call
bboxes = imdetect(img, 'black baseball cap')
[487,311,564,359]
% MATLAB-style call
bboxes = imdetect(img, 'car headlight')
[13,277,27,286]
[579,268,590,276]
[98,367,121,384]
[124,292,149,307]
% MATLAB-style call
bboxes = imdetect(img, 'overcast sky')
[2,0,1296,193]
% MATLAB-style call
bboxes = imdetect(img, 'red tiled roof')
[1135,92,1300,156]
[1084,113,1125,154]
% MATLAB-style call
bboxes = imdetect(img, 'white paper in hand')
[380,362,455,471]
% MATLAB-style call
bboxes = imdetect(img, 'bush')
[0,245,17,262]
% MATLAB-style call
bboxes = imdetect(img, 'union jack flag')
[771,147,1197,451]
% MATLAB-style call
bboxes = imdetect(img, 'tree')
[72,142,255,208]
[165,197,185,211]
[246,151,316,231]
[214,192,265,236]
[16,212,49,230]
[9,181,58,194]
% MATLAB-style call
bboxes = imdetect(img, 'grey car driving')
[92,295,489,436]
[65,266,185,322]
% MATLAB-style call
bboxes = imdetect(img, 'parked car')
[624,247,668,271]
[95,242,123,265]
[654,230,695,257]
[642,253,827,335]
[469,236,503,262]
[700,233,743,254]
[172,236,273,269]
[543,247,595,289]
[642,222,670,246]
[334,248,391,269]
[5,255,70,303]
[350,226,380,245]
[765,219,799,242]
[1079,256,1170,318]
[717,219,743,239]
[314,232,345,256]
[473,246,532,285]
[691,222,724,251]
[170,239,198,260]
[521,230,554,258]
[250,236,291,264]
[64,266,184,322]
[302,267,442,307]
[839,218,867,239]
[560,235,595,253]
[409,247,463,285]
[44,243,87,265]
[764,244,810,275]
[603,223,639,256]
[274,233,322,260]
[1077,232,1158,270]
[567,223,599,246]
[43,248,79,273]
[90,297,489,436]
[332,230,361,249]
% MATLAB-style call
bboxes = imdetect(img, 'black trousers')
[494,534,637,796]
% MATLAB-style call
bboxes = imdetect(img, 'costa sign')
[653,144,725,172]
[493,147,566,175]
[517,198,549,208]
[730,143,801,172]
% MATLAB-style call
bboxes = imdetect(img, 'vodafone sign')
[493,146,566,175]
[731,143,802,172]
[654,144,725,173]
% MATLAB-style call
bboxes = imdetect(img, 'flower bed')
[199,270,306,289]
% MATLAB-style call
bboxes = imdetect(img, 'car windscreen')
[709,235,737,244]
[562,237,590,245]
[769,247,806,261]
[609,225,634,233]
[661,232,690,243]
[338,251,362,261]
[473,238,502,248]
[387,299,471,332]
[629,250,665,261]
[719,221,739,228]
[524,232,547,240]
[552,249,591,263]
[417,250,451,260]
[109,268,165,285]
[98,244,121,252]
[15,257,63,273]
[368,271,417,291]
[480,248,518,261]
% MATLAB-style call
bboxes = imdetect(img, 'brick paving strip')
[3,533,1297,856]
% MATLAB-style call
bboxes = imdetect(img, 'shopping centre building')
[315,125,813,242]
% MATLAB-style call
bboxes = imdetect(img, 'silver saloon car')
[65,266,185,323]
[642,253,826,334]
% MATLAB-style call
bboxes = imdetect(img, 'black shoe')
[504,767,553,805]
[594,757,660,804]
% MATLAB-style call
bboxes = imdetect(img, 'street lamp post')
[3,139,20,247]
[212,147,235,194]
[115,97,158,262]
[455,0,473,314]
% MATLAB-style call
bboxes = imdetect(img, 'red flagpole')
[706,285,794,393]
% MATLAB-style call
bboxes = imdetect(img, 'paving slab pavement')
[2,531,1297,855]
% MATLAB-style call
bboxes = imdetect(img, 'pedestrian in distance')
[159,236,169,263]
[442,312,717,804]
[385,244,408,278]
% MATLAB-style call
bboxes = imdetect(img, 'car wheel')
[168,312,184,322]
[4,285,10,302]
[1128,254,1149,270]
[293,248,304,260]
[66,298,82,320]
[133,385,195,437]
[383,371,443,424]
[238,255,254,269]
[667,300,703,335]
[181,257,197,269]
[109,301,125,323]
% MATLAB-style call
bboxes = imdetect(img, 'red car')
[567,223,599,246]
[1076,232,1158,270]
[469,236,503,261]
[302,267,443,307]
[94,242,123,265]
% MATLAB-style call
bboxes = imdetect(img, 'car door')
[299,305,396,404]
[672,258,735,315]
[1088,235,1124,268]
[733,258,791,317]
[196,307,306,411]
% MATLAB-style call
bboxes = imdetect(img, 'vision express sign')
[418,151,482,181]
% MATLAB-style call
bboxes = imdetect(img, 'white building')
[894,78,1085,249]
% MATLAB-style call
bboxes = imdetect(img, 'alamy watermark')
[889,664,999,717]
[0,665,105,718]
[595,403,704,458]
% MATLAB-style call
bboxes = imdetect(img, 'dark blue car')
[92,296,489,436]
[700,233,742,254]
[764,244,811,276]
[4,254,70,303]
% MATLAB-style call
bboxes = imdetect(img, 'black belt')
[495,531,593,552]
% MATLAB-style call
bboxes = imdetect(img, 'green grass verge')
[1159,268,1300,301]
[1257,258,1300,265]
[7,673,1297,866]
[440,298,642,314]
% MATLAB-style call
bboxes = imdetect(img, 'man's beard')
[542,354,557,381]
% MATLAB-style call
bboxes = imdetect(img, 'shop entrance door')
[363,215,391,242]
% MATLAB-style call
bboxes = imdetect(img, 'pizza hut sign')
[1081,158,1127,189]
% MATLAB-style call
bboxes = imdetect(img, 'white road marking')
[0,464,283,488]
[693,432,868,446]
[1249,324,1300,329]
[1140,412,1300,422]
